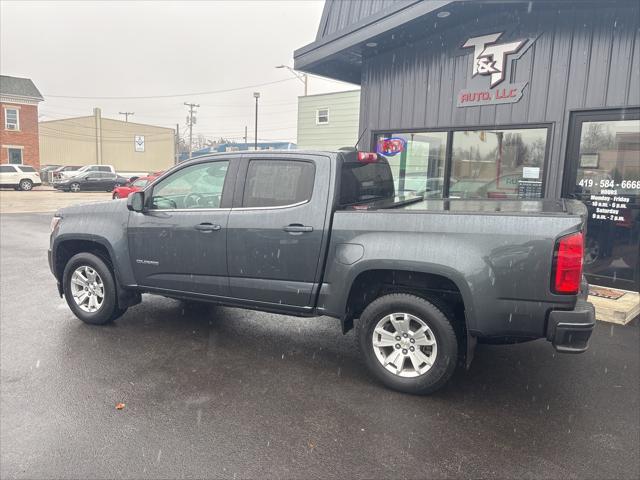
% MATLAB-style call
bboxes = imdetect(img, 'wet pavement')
[1,213,638,479]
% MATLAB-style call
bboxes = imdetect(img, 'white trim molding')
[0,95,42,105]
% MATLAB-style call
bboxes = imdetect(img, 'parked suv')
[0,164,42,191]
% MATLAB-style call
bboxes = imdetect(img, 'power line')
[44,78,296,99]
[39,105,298,124]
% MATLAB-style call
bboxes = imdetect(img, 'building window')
[449,128,548,199]
[5,108,19,131]
[316,108,329,125]
[375,126,549,201]
[375,132,448,198]
[7,148,23,164]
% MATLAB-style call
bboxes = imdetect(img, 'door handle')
[283,224,313,233]
[194,222,222,232]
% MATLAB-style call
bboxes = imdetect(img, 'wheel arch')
[341,264,475,335]
[53,236,140,308]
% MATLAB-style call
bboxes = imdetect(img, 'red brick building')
[0,76,44,168]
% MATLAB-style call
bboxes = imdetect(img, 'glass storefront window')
[375,132,447,198]
[449,128,548,199]
[569,118,640,290]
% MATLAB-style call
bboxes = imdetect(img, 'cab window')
[150,161,229,209]
[242,160,314,208]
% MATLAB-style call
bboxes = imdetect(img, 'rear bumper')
[546,299,596,353]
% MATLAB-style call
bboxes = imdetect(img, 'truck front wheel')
[357,293,458,395]
[62,252,126,325]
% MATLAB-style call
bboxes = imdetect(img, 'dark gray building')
[295,0,640,291]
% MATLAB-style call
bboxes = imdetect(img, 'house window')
[8,148,23,164]
[5,108,19,130]
[316,108,329,125]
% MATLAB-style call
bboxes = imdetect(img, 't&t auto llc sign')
[457,32,534,107]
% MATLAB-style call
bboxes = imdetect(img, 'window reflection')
[449,128,547,199]
[375,132,447,198]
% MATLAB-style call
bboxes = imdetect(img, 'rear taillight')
[552,232,584,294]
[357,152,378,163]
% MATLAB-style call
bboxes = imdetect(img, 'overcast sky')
[1,0,357,143]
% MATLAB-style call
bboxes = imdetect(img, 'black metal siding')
[358,4,640,198]
[317,0,414,41]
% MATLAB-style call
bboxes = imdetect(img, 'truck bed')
[319,199,588,338]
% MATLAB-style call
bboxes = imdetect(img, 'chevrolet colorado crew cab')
[49,150,595,394]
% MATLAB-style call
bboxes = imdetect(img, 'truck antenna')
[354,127,368,150]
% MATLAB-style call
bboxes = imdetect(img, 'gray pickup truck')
[49,149,595,394]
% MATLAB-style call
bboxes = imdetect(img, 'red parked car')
[112,176,157,199]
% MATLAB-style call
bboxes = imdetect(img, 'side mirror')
[127,191,145,212]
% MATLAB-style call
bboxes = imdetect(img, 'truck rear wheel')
[62,252,126,325]
[357,293,458,395]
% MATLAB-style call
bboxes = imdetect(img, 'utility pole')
[175,123,180,164]
[184,102,199,159]
[253,92,260,151]
[119,111,134,122]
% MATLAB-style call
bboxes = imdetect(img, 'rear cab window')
[338,152,409,210]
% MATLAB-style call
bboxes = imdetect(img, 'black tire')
[112,192,120,199]
[62,252,126,325]
[19,179,33,191]
[70,182,81,193]
[357,293,458,395]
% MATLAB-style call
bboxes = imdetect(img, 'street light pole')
[275,65,308,96]
[253,92,260,151]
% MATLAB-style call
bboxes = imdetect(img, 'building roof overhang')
[293,0,634,85]
[294,0,455,84]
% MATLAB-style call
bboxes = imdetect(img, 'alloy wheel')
[70,266,105,313]
[372,312,438,378]
[70,183,80,192]
[20,180,32,191]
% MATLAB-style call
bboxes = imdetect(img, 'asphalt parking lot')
[1,212,639,479]
[0,189,112,214]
